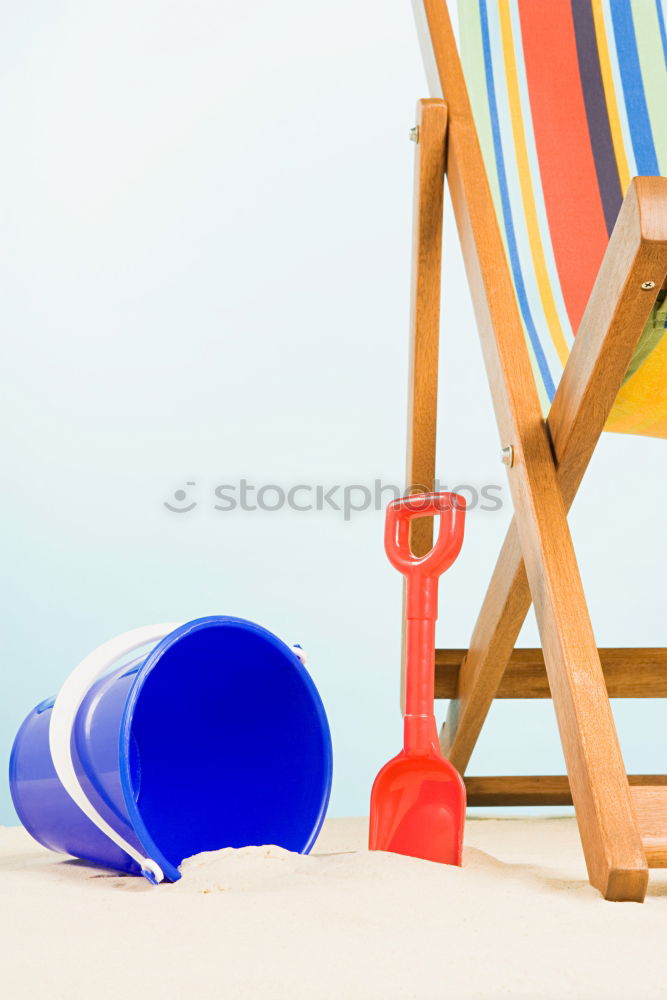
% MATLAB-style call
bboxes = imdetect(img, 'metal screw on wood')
[409,126,420,143]
[641,281,655,290]
[501,445,514,467]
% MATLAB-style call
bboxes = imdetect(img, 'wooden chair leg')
[503,433,647,901]
[401,97,447,712]
[441,177,667,775]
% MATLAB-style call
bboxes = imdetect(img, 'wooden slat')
[632,786,667,868]
[435,648,667,699]
[419,0,651,901]
[642,840,667,869]
[404,98,447,552]
[467,779,667,868]
[465,775,667,807]
[401,98,448,714]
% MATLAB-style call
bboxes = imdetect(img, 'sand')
[1,817,666,999]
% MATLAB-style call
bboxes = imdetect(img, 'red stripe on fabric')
[518,0,608,331]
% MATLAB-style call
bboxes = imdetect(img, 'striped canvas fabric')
[457,0,667,438]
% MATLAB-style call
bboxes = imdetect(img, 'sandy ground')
[1,817,666,999]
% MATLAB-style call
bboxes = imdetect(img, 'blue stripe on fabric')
[478,0,556,400]
[657,1,667,66]
[610,0,660,174]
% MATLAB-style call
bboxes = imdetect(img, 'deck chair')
[404,0,667,901]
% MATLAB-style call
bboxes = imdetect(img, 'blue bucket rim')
[118,615,333,881]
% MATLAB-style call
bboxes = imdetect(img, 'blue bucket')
[9,616,332,883]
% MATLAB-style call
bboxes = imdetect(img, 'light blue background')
[2,0,665,826]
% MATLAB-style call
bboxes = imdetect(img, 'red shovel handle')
[385,492,466,722]
[384,492,466,580]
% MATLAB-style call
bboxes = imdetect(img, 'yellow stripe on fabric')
[606,332,667,438]
[497,0,569,366]
[591,0,632,193]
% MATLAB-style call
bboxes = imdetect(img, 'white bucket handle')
[49,622,308,885]
[49,623,181,883]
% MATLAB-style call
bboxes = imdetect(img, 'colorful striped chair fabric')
[458,0,667,437]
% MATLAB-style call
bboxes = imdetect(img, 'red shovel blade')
[369,749,465,865]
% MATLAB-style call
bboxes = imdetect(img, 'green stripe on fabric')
[629,0,667,172]
[624,293,667,383]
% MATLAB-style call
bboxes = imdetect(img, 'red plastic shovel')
[369,492,466,865]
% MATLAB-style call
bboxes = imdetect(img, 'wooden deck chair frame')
[404,0,667,901]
